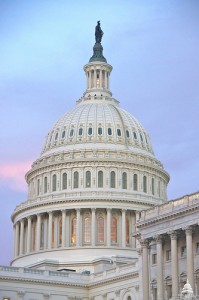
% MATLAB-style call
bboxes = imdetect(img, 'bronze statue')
[95,21,103,43]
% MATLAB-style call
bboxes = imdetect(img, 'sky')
[0,0,199,265]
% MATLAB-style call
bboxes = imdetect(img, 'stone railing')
[139,192,199,222]
[0,263,136,285]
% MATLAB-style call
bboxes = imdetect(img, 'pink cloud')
[0,161,32,192]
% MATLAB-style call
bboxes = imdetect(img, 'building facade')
[137,191,199,300]
[0,24,198,300]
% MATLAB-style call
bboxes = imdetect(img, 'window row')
[35,172,162,196]
[50,128,149,144]
[152,243,199,265]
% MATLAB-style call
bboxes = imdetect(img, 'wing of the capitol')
[1,22,199,300]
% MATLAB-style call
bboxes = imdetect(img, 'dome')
[41,98,154,158]
[11,23,169,270]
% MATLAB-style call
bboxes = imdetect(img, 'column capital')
[169,230,178,240]
[91,208,96,212]
[27,215,32,220]
[115,290,120,296]
[154,234,163,244]
[140,238,150,248]
[184,226,193,235]
[20,218,25,224]
[106,208,111,212]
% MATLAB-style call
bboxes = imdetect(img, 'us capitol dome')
[11,22,169,271]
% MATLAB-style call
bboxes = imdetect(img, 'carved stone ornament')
[169,230,178,240]
[139,239,149,248]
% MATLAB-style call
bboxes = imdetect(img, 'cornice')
[137,202,199,229]
[0,271,138,289]
[11,196,158,221]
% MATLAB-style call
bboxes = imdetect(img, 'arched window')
[126,218,130,244]
[110,171,116,188]
[74,171,79,188]
[111,217,117,243]
[52,174,57,191]
[86,171,91,188]
[84,217,91,243]
[108,128,112,135]
[37,179,40,195]
[117,129,121,136]
[44,177,47,193]
[133,174,138,191]
[70,129,74,137]
[140,133,143,142]
[133,131,137,139]
[88,127,93,135]
[98,171,103,188]
[78,128,83,136]
[127,297,131,300]
[62,130,65,138]
[152,178,155,195]
[71,217,76,244]
[126,130,130,138]
[98,127,102,135]
[97,217,104,243]
[122,172,127,189]
[62,173,67,190]
[143,176,147,193]
[55,132,58,140]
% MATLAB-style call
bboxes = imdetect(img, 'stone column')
[54,213,58,248]
[94,68,97,88]
[48,211,52,249]
[36,214,41,251]
[140,239,150,300]
[62,210,66,248]
[105,71,108,89]
[19,219,24,255]
[170,231,178,299]
[65,211,69,247]
[122,209,126,247]
[99,69,102,88]
[89,71,91,89]
[15,222,20,257]
[27,216,32,253]
[185,226,194,290]
[91,208,96,246]
[107,208,111,247]
[76,208,80,246]
[156,235,164,300]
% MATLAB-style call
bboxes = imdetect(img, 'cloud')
[0,161,31,192]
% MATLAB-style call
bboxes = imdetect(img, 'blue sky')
[0,0,199,265]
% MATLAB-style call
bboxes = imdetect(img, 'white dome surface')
[41,98,154,158]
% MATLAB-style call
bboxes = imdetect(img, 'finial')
[95,21,103,43]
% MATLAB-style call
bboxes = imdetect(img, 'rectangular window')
[196,243,199,253]
[166,249,171,261]
[152,253,157,264]
[181,246,186,257]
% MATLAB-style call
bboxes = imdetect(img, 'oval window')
[62,131,65,138]
[133,132,137,139]
[98,127,102,135]
[79,128,83,136]
[88,127,93,135]
[108,128,112,135]
[117,129,121,136]
[70,129,74,137]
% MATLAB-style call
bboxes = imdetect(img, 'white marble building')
[0,23,198,300]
